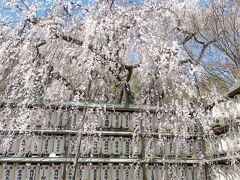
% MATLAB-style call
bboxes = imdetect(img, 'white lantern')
[42,136,54,154]
[185,139,194,158]
[234,131,240,152]
[0,164,2,179]
[46,110,57,129]
[112,112,121,129]
[235,96,240,119]
[205,139,214,158]
[121,165,132,180]
[226,133,235,153]
[31,136,42,155]
[210,138,218,157]
[19,136,31,155]
[195,166,207,180]
[51,164,62,180]
[65,164,74,180]
[112,165,121,180]
[80,137,91,157]
[187,124,195,136]
[229,167,240,180]
[186,166,195,180]
[211,105,222,127]
[26,165,39,180]
[102,137,111,156]
[34,109,44,129]
[2,164,15,180]
[90,137,101,157]
[112,137,122,156]
[218,165,227,180]
[132,113,141,132]
[102,112,112,129]
[53,136,65,155]
[157,165,168,180]
[225,165,235,180]
[169,140,176,157]
[15,164,27,180]
[195,139,204,158]
[8,136,20,155]
[155,139,164,158]
[216,137,224,155]
[101,165,112,180]
[56,111,68,129]
[222,102,232,125]
[177,165,187,180]
[132,138,142,157]
[68,136,77,155]
[193,120,201,135]
[145,138,155,158]
[168,165,177,180]
[122,112,131,130]
[155,113,167,133]
[95,112,102,129]
[122,138,131,156]
[143,113,155,132]
[150,113,157,132]
[0,135,4,155]
[165,138,176,157]
[221,135,229,153]
[77,164,89,180]
[70,111,81,129]
[39,165,50,180]
[210,166,218,180]
[146,165,157,180]
[89,165,100,180]
[132,165,143,180]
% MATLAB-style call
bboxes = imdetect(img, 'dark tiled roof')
[226,85,240,97]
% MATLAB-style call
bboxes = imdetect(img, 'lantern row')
[208,164,240,180]
[210,99,240,129]
[1,110,203,136]
[205,130,240,158]
[0,163,206,180]
[0,135,204,159]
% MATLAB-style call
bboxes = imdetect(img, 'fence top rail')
[0,100,161,112]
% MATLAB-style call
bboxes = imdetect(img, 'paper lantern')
[39,165,50,180]
[2,164,15,180]
[77,164,89,180]
[112,137,122,156]
[89,165,100,180]
[146,165,158,180]
[122,112,131,130]
[15,164,27,180]
[26,164,39,180]
[102,112,112,129]
[112,165,121,180]
[53,136,65,155]
[122,138,131,156]
[101,165,112,180]
[31,136,42,155]
[121,165,132,180]
[112,112,121,129]
[41,135,54,154]
[102,137,111,156]
[132,165,143,180]
[51,164,62,180]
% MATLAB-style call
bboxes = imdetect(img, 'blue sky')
[0,0,208,21]
[0,0,91,23]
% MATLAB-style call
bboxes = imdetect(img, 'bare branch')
[54,33,83,46]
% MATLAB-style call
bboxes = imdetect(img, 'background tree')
[178,0,240,94]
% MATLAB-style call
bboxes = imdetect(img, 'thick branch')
[196,39,216,63]
[54,33,83,46]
